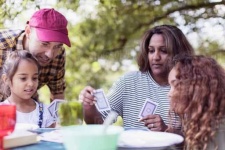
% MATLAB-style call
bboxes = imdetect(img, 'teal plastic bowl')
[62,125,124,150]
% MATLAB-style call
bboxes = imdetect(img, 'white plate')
[15,123,39,130]
[118,129,183,148]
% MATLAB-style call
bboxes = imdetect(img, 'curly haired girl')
[168,55,225,150]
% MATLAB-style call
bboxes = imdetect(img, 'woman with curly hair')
[168,55,225,150]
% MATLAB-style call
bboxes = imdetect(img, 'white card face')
[48,101,55,117]
[47,99,66,118]
[138,98,158,119]
[93,89,111,111]
[54,99,66,118]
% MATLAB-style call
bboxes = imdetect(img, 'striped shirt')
[101,71,181,130]
[0,29,66,101]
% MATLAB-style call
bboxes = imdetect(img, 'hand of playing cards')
[93,89,111,111]
[48,99,66,119]
[138,98,158,119]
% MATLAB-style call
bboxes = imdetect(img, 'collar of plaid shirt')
[16,32,25,50]
[0,29,24,50]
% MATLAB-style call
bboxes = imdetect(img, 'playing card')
[48,101,55,117]
[47,99,66,118]
[93,89,111,111]
[54,99,66,118]
[138,98,158,118]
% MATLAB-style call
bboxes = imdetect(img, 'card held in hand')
[138,98,158,119]
[54,99,66,118]
[48,101,55,117]
[93,89,111,111]
[47,99,66,118]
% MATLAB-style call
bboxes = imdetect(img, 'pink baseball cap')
[28,8,71,47]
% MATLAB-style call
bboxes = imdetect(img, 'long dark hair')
[137,25,194,72]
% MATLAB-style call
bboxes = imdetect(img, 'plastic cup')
[62,125,124,150]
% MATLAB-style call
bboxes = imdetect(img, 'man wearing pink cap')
[0,8,71,102]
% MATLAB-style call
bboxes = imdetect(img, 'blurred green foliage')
[58,101,83,126]
[1,0,225,103]
[62,0,225,102]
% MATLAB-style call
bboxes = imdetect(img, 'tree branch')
[103,1,225,55]
[135,1,225,30]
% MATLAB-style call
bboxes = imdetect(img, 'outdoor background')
[1,0,225,104]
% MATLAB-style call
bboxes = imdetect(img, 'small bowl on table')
[62,125,124,150]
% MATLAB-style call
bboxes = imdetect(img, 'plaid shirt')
[0,29,66,101]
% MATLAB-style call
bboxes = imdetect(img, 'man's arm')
[48,48,66,102]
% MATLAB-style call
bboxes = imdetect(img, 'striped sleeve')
[99,71,181,130]
[100,74,126,121]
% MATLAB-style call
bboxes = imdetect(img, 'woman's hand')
[79,86,104,124]
[139,114,168,131]
[79,86,97,109]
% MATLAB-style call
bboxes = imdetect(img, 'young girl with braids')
[168,55,225,150]
[0,50,55,128]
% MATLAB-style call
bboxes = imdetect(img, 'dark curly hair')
[169,55,225,150]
